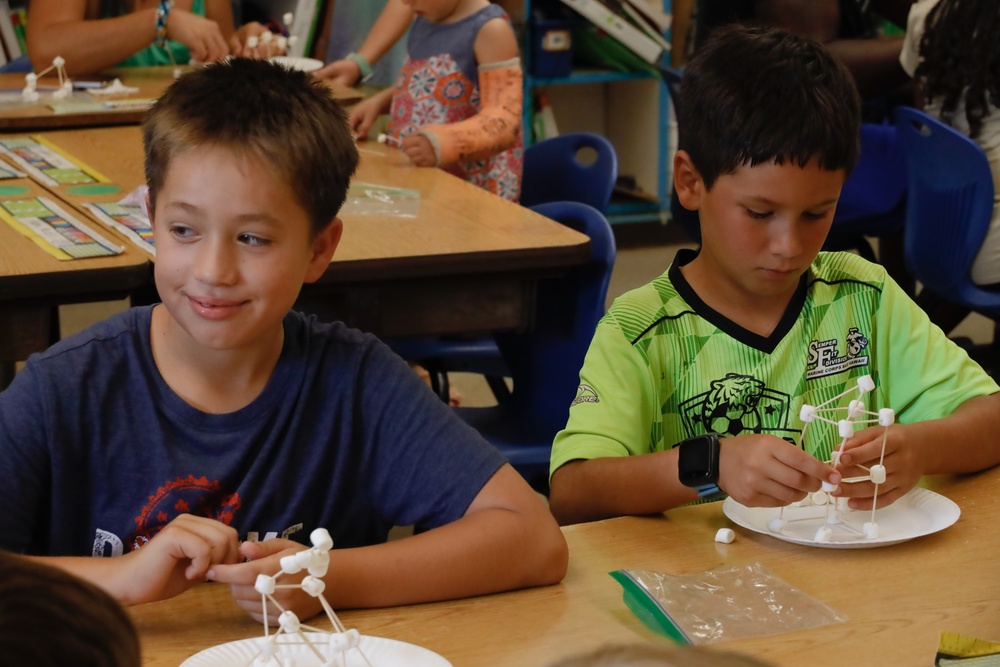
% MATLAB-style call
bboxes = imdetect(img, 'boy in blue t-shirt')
[0,58,567,620]
[548,26,1000,526]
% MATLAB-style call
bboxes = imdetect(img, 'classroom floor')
[58,221,998,407]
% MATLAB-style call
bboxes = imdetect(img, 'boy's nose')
[193,240,238,286]
[770,222,803,259]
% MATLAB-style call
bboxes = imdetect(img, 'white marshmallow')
[857,375,875,392]
[254,574,276,595]
[714,528,735,544]
[814,526,832,543]
[310,527,333,550]
[879,408,895,426]
[869,464,887,485]
[838,420,854,438]
[767,517,785,533]
[863,522,880,539]
[278,610,300,633]
[301,575,326,597]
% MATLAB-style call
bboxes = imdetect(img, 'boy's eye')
[802,210,831,221]
[238,233,271,247]
[745,208,772,220]
[168,224,196,239]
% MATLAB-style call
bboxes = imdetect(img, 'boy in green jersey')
[548,25,1000,526]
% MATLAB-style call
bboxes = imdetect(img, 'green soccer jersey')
[551,250,999,476]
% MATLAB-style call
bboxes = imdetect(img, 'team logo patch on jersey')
[678,372,797,441]
[807,327,870,379]
[571,384,599,406]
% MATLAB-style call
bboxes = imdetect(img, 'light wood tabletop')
[0,66,363,130]
[20,125,591,337]
[130,466,1000,667]
[0,124,589,382]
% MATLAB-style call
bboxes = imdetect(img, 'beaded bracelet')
[155,0,173,49]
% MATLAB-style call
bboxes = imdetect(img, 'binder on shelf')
[558,0,664,65]
[621,0,671,33]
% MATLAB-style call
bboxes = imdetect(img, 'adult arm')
[753,0,910,100]
[209,464,568,620]
[313,0,413,85]
[27,0,230,76]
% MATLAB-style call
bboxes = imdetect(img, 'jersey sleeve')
[874,274,999,421]
[550,315,660,476]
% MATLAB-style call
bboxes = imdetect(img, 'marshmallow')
[254,574,276,595]
[879,408,895,426]
[857,375,875,392]
[814,526,832,543]
[310,528,333,551]
[278,610,300,633]
[863,522,880,539]
[301,575,326,597]
[714,528,735,544]
[838,419,854,438]
[869,464,887,485]
[767,517,785,533]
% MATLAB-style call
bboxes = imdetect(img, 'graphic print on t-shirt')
[128,475,242,551]
[678,372,799,443]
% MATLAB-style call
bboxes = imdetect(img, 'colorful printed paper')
[0,196,123,260]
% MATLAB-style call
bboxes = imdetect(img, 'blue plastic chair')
[519,132,618,213]
[386,133,618,401]
[0,55,32,74]
[893,107,998,317]
[454,201,617,494]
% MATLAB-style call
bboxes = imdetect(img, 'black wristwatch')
[675,433,722,497]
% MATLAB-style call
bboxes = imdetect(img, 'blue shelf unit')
[521,0,673,225]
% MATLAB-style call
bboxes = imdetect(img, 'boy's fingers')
[773,444,840,484]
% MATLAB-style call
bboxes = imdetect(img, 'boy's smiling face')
[150,146,339,356]
[675,152,846,320]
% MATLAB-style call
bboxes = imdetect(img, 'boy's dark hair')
[916,0,999,139]
[143,58,359,237]
[678,25,861,189]
[0,551,140,667]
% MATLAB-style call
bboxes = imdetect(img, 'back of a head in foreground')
[0,551,140,667]
[549,644,776,667]
[678,24,862,189]
[143,57,359,237]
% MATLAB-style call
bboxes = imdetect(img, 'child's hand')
[314,59,363,87]
[166,10,229,63]
[401,133,436,166]
[229,22,285,58]
[207,539,324,623]
[347,98,382,140]
[116,514,241,606]
[832,424,921,510]
[719,434,840,507]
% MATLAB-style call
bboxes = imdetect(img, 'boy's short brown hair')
[143,58,359,237]
[0,551,140,667]
[678,25,861,189]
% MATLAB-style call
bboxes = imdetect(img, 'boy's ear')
[304,218,343,283]
[673,150,704,211]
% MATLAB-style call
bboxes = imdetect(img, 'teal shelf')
[527,69,659,87]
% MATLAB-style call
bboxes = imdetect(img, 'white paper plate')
[723,486,960,549]
[270,56,324,72]
[180,633,452,666]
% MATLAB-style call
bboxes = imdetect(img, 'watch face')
[679,435,717,484]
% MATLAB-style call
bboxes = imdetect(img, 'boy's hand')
[116,514,241,606]
[166,11,229,63]
[401,133,436,166]
[208,540,324,623]
[719,434,840,507]
[832,424,921,510]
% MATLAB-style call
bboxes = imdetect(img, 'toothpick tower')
[247,528,373,667]
[22,57,73,102]
[767,374,895,543]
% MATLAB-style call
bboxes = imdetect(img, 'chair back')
[520,133,618,213]
[496,201,617,436]
[894,106,998,313]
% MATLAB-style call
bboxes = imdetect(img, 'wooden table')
[130,466,1000,666]
[0,125,589,384]
[0,66,363,130]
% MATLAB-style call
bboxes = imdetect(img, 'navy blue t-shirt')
[0,306,505,557]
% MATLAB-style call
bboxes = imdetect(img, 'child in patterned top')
[347,0,523,201]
